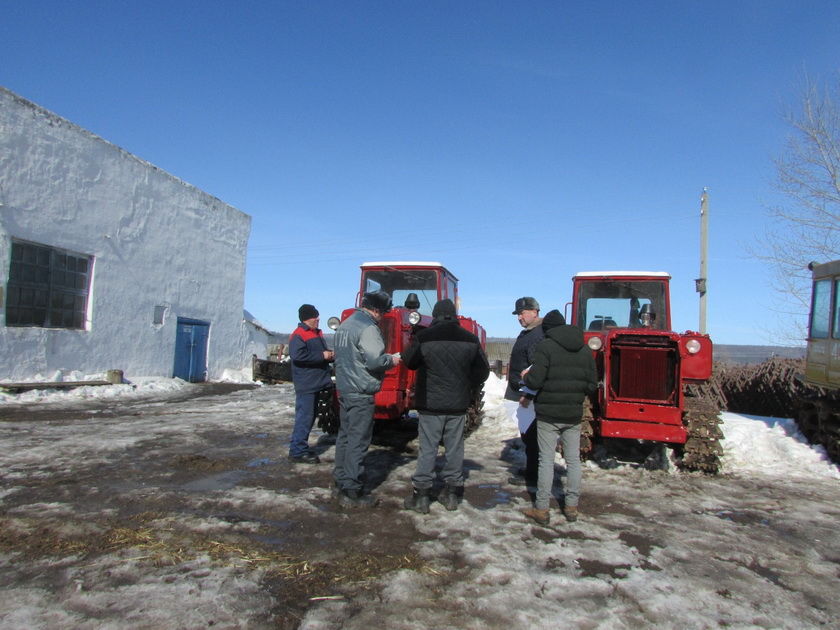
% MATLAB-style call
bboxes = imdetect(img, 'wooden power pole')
[696,188,709,333]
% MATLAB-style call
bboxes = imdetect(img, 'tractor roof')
[360,261,456,279]
[361,261,445,267]
[574,271,671,279]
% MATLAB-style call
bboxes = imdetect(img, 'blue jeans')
[412,413,465,490]
[332,394,376,492]
[289,391,318,457]
[535,419,582,510]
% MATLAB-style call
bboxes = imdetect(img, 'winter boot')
[522,507,550,526]
[337,487,377,508]
[563,505,579,522]
[438,484,463,511]
[403,487,431,514]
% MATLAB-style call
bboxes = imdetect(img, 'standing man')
[288,304,334,464]
[521,309,597,525]
[402,299,490,514]
[506,297,544,487]
[332,291,400,507]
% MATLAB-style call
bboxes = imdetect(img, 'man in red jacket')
[288,304,334,464]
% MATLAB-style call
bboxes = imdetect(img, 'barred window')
[5,240,92,329]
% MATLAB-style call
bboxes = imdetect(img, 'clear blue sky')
[3,1,839,344]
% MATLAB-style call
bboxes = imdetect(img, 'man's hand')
[519,396,531,408]
[390,353,401,366]
[323,350,335,361]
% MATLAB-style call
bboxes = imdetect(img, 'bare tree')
[757,74,840,342]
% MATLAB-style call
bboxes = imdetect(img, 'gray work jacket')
[333,308,394,396]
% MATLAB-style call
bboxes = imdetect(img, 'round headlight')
[587,336,603,351]
[408,311,422,325]
[686,339,701,354]
[327,316,341,331]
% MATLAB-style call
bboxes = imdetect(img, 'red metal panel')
[374,388,405,419]
[603,399,683,425]
[680,333,714,381]
[600,419,687,443]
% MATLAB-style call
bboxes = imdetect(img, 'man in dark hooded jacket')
[401,299,490,513]
[521,309,597,525]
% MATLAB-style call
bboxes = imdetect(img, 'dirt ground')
[0,384,441,628]
[2,383,840,629]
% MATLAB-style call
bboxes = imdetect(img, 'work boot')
[507,474,537,488]
[438,484,463,511]
[522,507,550,526]
[288,451,320,464]
[337,487,377,508]
[563,505,579,522]
[403,487,431,514]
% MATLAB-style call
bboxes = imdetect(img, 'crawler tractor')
[794,260,840,464]
[571,271,722,472]
[326,262,487,432]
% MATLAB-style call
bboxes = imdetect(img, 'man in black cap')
[332,291,400,507]
[401,299,490,513]
[506,296,543,487]
[288,304,334,463]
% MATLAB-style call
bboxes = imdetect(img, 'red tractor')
[327,262,487,429]
[570,271,722,472]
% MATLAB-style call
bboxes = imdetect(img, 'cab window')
[810,278,831,339]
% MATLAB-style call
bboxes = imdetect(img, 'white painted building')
[0,86,255,383]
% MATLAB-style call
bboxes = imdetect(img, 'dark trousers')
[289,391,318,457]
[522,420,539,484]
[332,394,376,492]
[412,413,466,489]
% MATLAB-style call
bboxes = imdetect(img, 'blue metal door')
[173,318,210,382]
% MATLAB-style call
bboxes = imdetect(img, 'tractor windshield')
[577,280,667,331]
[362,268,439,316]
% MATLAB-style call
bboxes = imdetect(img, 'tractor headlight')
[686,339,701,354]
[587,336,602,351]
[408,311,422,325]
[327,316,341,331]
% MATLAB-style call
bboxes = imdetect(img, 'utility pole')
[695,188,709,333]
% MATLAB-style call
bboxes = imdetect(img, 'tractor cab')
[358,262,459,318]
[572,271,671,333]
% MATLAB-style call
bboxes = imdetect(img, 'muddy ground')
[1,383,839,629]
[0,384,435,628]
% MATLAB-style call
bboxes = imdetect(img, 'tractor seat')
[588,319,617,331]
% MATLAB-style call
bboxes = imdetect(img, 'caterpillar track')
[677,395,723,473]
[796,390,840,465]
[464,389,485,438]
[579,396,722,473]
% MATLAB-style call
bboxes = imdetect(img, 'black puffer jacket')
[402,320,490,414]
[524,325,598,422]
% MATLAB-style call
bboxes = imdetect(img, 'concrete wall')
[0,87,253,381]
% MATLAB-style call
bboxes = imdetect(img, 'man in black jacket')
[506,296,544,487]
[521,309,597,525]
[401,299,490,513]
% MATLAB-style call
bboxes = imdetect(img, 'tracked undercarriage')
[796,389,840,465]
[579,395,723,473]
[676,395,723,473]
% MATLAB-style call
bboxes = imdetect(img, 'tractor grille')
[608,335,678,404]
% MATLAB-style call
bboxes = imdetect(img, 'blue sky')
[3,1,839,344]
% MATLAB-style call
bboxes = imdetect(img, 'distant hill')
[714,344,804,365]
[485,339,804,366]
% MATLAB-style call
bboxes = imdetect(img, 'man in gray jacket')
[332,291,400,507]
